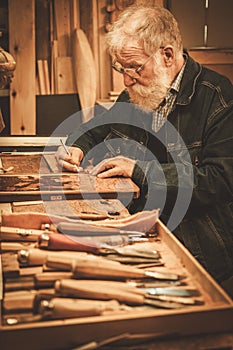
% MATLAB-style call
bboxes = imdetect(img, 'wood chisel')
[46,255,182,281]
[55,279,184,309]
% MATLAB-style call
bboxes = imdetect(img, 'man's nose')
[123,73,137,87]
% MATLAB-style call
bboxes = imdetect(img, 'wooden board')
[0,173,139,202]
[0,154,49,175]
[0,153,139,202]
[56,57,76,94]
[54,0,71,56]
[8,0,36,135]
[72,28,97,122]
[11,199,129,220]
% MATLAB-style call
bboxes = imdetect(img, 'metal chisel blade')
[141,287,201,297]
[144,299,184,309]
[144,270,183,281]
[147,295,204,305]
[127,280,186,288]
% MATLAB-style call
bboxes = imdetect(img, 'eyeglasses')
[112,53,155,79]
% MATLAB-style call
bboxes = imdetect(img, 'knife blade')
[140,287,201,297]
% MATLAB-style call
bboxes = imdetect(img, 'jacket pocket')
[167,141,202,166]
[104,127,147,160]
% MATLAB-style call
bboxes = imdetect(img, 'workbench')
[0,149,232,350]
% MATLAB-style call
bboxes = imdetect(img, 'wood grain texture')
[56,56,76,94]
[72,28,97,121]
[8,0,36,135]
[0,174,139,202]
[54,0,71,56]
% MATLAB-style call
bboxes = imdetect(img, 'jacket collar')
[176,52,202,106]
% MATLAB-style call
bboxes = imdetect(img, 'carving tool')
[46,255,182,281]
[0,225,52,242]
[57,221,148,237]
[17,248,97,267]
[36,297,128,319]
[55,279,184,309]
[60,139,82,173]
[38,231,153,257]
[140,287,201,297]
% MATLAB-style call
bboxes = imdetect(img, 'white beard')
[127,72,170,113]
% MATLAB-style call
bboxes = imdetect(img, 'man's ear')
[162,46,174,66]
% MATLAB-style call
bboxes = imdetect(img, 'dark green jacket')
[67,54,233,283]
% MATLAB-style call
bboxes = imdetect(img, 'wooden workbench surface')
[0,153,140,202]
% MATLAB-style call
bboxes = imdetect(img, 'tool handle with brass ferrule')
[38,232,143,253]
[17,248,48,266]
[38,232,100,253]
[17,248,94,267]
[0,226,51,242]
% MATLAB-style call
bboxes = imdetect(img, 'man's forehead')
[115,41,146,61]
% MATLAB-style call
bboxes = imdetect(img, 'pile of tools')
[0,210,203,325]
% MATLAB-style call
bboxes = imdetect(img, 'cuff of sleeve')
[132,161,148,188]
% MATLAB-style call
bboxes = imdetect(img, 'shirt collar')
[170,57,187,94]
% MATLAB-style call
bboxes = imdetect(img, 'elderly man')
[56,5,233,294]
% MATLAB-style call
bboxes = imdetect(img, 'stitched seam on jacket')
[205,214,232,269]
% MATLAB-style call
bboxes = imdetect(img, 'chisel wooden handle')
[38,297,124,319]
[47,255,146,279]
[0,226,51,242]
[46,255,180,281]
[35,272,73,287]
[55,279,145,305]
[45,253,119,271]
[38,232,100,253]
[3,289,55,312]
[54,279,145,295]
[18,248,48,266]
[17,248,91,267]
[38,232,135,252]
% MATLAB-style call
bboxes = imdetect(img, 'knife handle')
[38,232,100,253]
[46,255,145,279]
[74,259,146,280]
[55,279,145,305]
[35,271,73,287]
[18,248,92,267]
[38,297,124,319]
[0,226,45,242]
[18,248,48,266]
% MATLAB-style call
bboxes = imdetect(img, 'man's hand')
[55,146,84,172]
[90,156,136,178]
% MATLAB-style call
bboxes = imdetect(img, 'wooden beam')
[8,0,36,135]
[189,50,233,65]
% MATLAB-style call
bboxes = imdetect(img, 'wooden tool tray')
[0,220,232,350]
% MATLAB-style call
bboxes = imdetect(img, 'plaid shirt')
[152,61,186,132]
